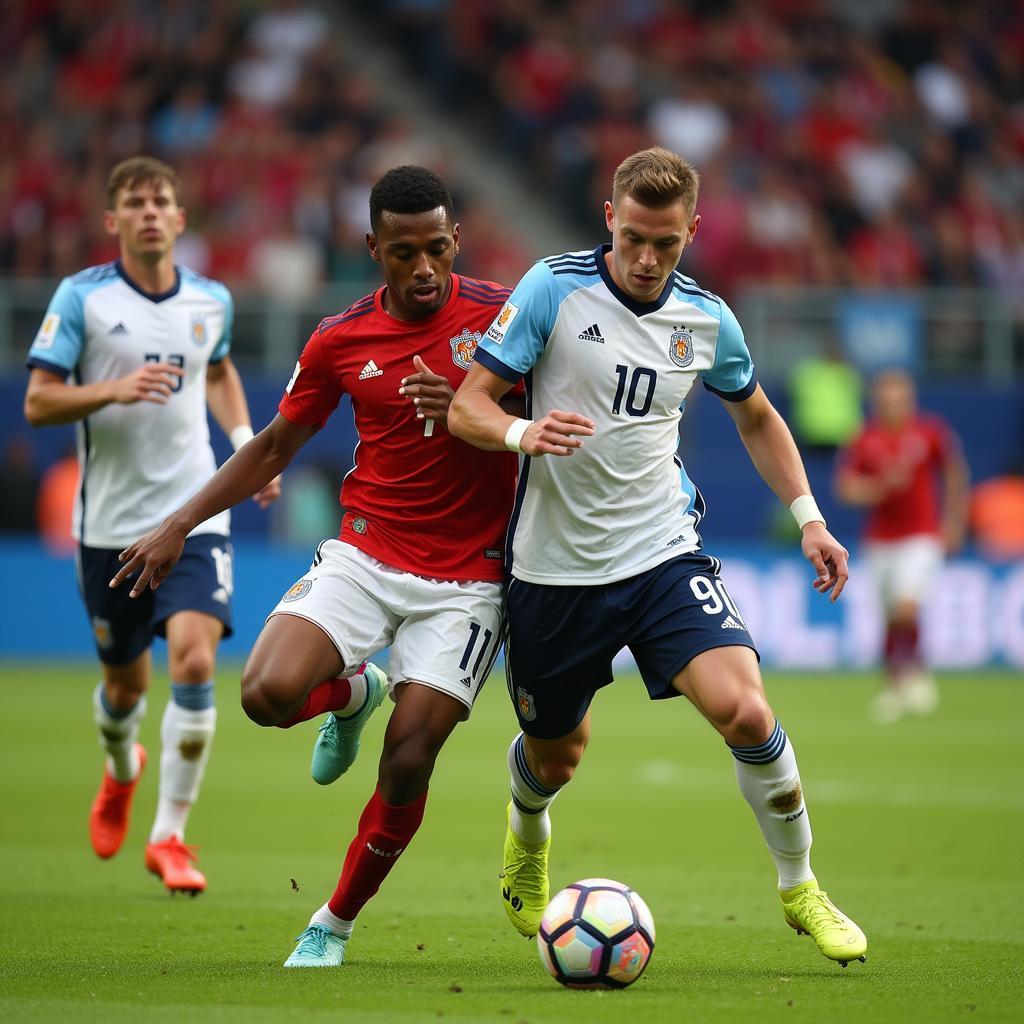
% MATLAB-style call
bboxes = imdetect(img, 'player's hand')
[109,519,189,597]
[110,363,183,405]
[801,522,850,603]
[253,474,282,509]
[399,355,454,430]
[521,410,596,457]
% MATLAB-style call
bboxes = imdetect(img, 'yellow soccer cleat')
[781,879,867,967]
[500,802,550,938]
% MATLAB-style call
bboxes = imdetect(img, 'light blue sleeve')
[26,278,85,376]
[209,287,233,363]
[475,261,559,381]
[700,299,756,400]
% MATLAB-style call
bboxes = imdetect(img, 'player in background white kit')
[23,157,280,893]
[449,147,867,966]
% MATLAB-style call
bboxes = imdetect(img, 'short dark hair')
[369,166,454,233]
[106,156,180,209]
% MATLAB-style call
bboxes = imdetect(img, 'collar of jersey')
[594,243,675,317]
[376,274,458,323]
[115,260,182,303]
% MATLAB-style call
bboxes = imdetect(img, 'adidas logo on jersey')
[577,323,605,343]
[721,615,744,630]
[108,322,128,335]
[358,360,383,380]
[459,676,472,688]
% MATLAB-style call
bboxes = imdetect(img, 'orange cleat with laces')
[89,744,147,859]
[144,836,207,895]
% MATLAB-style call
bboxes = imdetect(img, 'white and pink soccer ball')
[537,878,655,989]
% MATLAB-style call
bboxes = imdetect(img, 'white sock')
[92,683,146,783]
[508,732,560,844]
[335,671,369,719]
[150,694,216,844]
[730,721,814,890]
[310,903,354,939]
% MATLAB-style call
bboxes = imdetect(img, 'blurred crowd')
[375,0,1024,303]
[0,0,529,296]
[2,0,1023,305]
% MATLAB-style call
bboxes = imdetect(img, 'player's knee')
[239,668,290,727]
[533,753,579,790]
[175,650,215,685]
[380,735,438,803]
[721,693,775,748]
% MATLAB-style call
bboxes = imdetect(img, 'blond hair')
[611,147,699,215]
[106,156,180,209]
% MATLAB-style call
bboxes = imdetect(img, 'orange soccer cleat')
[144,836,207,895]
[89,744,147,859]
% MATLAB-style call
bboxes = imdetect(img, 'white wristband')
[229,425,255,451]
[790,494,825,530]
[503,418,533,453]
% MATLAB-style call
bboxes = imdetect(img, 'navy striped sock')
[171,681,215,711]
[729,719,787,765]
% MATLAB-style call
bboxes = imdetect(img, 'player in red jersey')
[111,166,518,967]
[836,369,968,722]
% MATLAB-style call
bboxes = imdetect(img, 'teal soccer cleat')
[283,925,347,968]
[310,664,389,785]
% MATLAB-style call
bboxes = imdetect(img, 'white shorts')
[268,540,504,713]
[863,535,943,610]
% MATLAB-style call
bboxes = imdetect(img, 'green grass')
[1,664,1022,1022]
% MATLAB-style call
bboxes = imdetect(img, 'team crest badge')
[516,686,537,722]
[91,617,113,651]
[282,579,312,602]
[190,313,208,348]
[450,329,481,370]
[351,517,368,535]
[669,325,695,367]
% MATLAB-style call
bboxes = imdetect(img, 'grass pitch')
[1,663,1021,1023]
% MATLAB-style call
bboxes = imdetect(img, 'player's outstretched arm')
[449,363,595,456]
[206,356,281,508]
[110,414,317,597]
[24,363,184,427]
[722,384,849,601]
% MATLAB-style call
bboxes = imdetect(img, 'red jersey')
[279,275,516,582]
[839,414,959,541]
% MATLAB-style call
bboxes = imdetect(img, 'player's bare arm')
[449,363,595,456]
[23,362,183,426]
[111,414,318,597]
[206,357,281,509]
[723,384,849,601]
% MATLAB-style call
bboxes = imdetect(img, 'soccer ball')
[537,878,655,989]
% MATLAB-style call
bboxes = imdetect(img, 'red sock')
[884,621,921,676]
[274,677,352,729]
[328,786,428,921]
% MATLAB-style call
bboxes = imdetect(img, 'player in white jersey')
[24,157,280,893]
[449,147,867,967]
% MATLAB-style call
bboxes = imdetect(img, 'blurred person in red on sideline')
[836,370,969,723]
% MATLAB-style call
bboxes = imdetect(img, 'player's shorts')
[77,534,234,665]
[863,534,943,609]
[506,552,758,740]
[267,539,504,714]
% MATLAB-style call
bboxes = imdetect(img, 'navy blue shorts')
[77,534,234,664]
[505,552,758,740]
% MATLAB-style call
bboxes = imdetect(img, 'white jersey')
[27,261,233,548]
[475,245,756,586]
